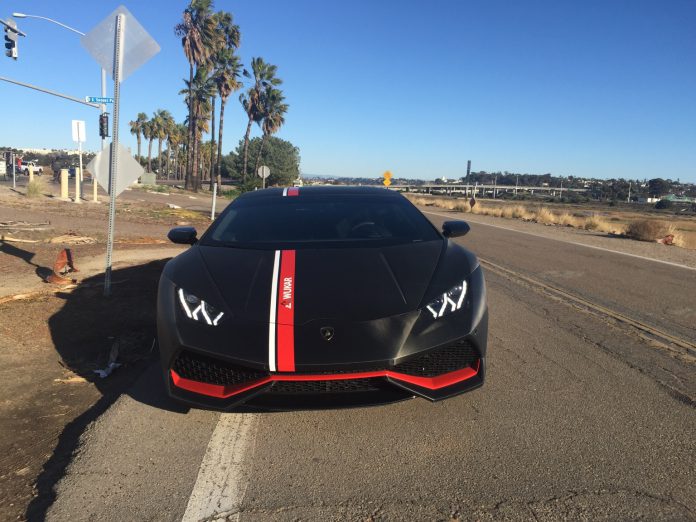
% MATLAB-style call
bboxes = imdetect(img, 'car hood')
[196,241,444,324]
[162,239,483,368]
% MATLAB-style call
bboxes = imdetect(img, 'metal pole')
[104,13,125,297]
[77,136,83,203]
[0,76,100,108]
[211,182,217,220]
[465,160,471,196]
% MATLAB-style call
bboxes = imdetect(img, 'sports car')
[158,186,487,410]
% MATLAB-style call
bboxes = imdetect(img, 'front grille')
[393,339,479,377]
[172,350,267,386]
[269,378,383,394]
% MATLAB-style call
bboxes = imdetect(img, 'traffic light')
[4,19,18,60]
[99,113,110,138]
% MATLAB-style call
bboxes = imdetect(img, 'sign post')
[257,165,270,189]
[103,13,125,296]
[72,119,86,202]
[80,5,160,296]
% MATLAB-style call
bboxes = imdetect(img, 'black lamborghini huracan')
[158,186,487,410]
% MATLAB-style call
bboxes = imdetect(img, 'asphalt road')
[41,212,696,521]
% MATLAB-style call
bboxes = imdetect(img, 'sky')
[0,0,695,182]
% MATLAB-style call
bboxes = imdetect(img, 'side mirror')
[168,226,198,245]
[442,220,470,238]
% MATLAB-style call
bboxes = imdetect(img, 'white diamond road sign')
[86,143,144,197]
[80,5,160,82]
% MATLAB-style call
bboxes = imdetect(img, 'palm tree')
[213,49,242,188]
[181,67,215,190]
[164,118,178,179]
[129,112,148,164]
[208,11,241,190]
[154,109,173,176]
[175,0,217,189]
[142,119,155,173]
[240,57,282,181]
[175,123,188,179]
[254,87,288,174]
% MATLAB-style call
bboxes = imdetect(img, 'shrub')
[626,220,674,242]
[557,213,580,227]
[26,180,42,198]
[511,205,528,219]
[533,207,556,225]
[584,214,606,231]
[654,199,673,210]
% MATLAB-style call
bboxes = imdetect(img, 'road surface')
[38,211,696,521]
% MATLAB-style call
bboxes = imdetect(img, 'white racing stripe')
[268,250,281,372]
[182,414,259,522]
[423,210,696,272]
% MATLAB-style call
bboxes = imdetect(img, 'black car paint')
[157,187,487,410]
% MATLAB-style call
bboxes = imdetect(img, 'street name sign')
[86,96,114,104]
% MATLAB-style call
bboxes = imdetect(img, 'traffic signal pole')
[0,76,100,108]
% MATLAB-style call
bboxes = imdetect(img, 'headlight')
[425,280,467,319]
[177,288,224,326]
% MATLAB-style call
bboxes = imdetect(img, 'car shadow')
[26,259,188,521]
[0,239,54,282]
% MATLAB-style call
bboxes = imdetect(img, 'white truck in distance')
[20,161,43,175]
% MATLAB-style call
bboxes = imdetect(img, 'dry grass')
[626,220,675,242]
[557,213,581,227]
[511,205,529,219]
[26,180,43,198]
[533,207,556,225]
[672,231,696,249]
[403,193,690,249]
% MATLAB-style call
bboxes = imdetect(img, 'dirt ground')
[0,180,223,521]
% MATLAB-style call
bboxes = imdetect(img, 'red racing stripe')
[287,187,299,196]
[276,250,296,371]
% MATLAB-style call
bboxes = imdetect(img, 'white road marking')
[182,414,259,522]
[423,210,696,272]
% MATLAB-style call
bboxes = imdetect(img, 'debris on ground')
[114,237,167,245]
[0,235,40,243]
[54,376,88,384]
[657,235,675,245]
[167,203,182,209]
[94,341,121,379]
[48,233,96,245]
[0,221,51,232]
[46,249,79,285]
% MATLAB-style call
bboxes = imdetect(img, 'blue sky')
[1,0,694,181]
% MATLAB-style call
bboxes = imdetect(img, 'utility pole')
[628,181,631,203]
[465,160,471,197]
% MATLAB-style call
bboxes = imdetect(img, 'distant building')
[662,194,695,203]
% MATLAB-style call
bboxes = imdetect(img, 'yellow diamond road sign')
[383,170,393,187]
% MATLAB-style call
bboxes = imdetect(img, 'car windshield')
[202,194,441,248]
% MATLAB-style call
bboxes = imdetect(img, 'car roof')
[236,185,402,201]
